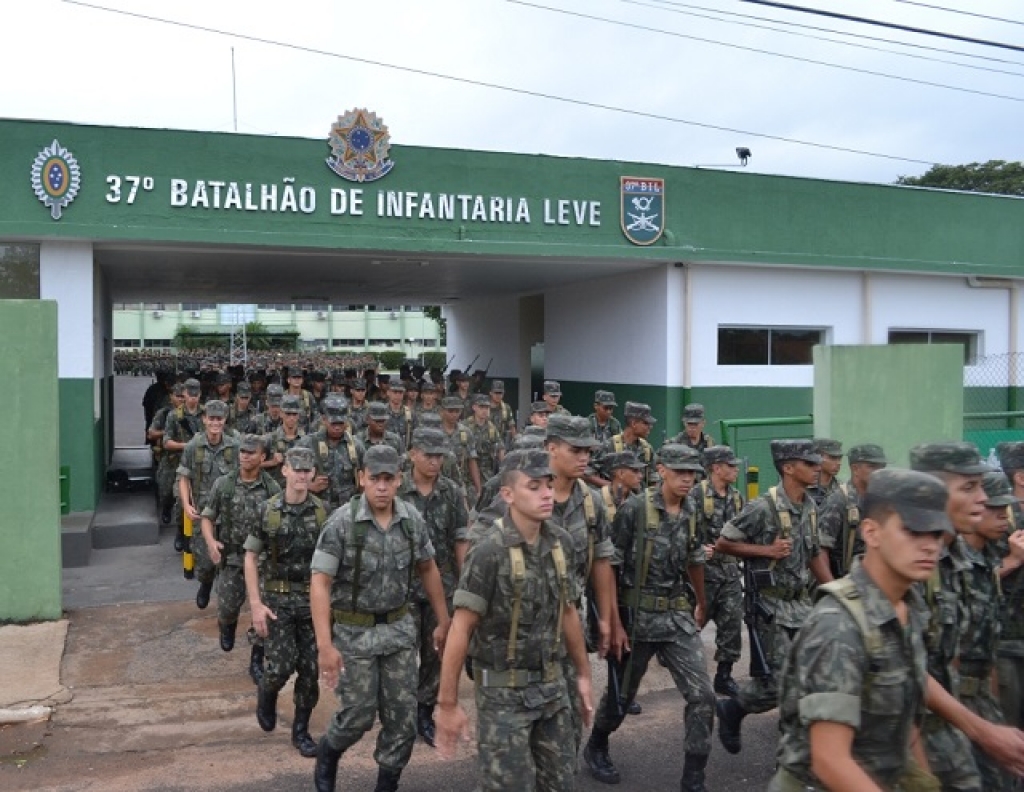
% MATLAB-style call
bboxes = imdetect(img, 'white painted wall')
[39,240,95,380]
[444,295,520,378]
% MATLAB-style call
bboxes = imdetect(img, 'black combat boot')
[680,753,709,792]
[716,697,746,754]
[713,662,740,698]
[248,644,264,685]
[173,526,185,552]
[314,737,342,792]
[582,729,621,785]
[627,700,642,715]
[373,766,402,792]
[291,707,318,757]
[196,579,213,609]
[416,703,436,747]
[256,685,278,732]
[219,621,237,652]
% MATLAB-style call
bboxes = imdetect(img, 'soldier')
[591,401,656,489]
[402,380,419,412]
[807,438,844,508]
[310,370,328,411]
[995,442,1024,731]
[819,443,888,579]
[177,399,240,610]
[227,380,260,435]
[213,371,234,404]
[358,401,406,456]
[254,384,285,434]
[398,428,470,748]
[439,396,478,494]
[435,449,594,792]
[528,400,552,430]
[245,447,326,758]
[347,378,370,435]
[164,378,205,550]
[587,390,622,445]
[583,444,716,791]
[465,394,504,501]
[284,366,315,428]
[689,445,745,698]
[300,396,365,514]
[416,380,441,423]
[384,381,414,450]
[487,380,516,448]
[201,434,280,684]
[672,403,715,455]
[263,394,307,487]
[599,450,645,520]
[451,371,472,415]
[142,370,172,436]
[715,439,833,754]
[310,445,451,792]
[542,379,570,415]
[148,382,185,527]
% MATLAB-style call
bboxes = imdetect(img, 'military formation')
[138,361,1024,791]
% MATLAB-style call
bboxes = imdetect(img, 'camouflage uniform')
[455,515,579,791]
[299,428,364,513]
[347,403,369,435]
[488,398,516,448]
[263,425,306,488]
[999,514,1024,729]
[466,418,502,493]
[311,494,435,774]
[587,413,622,445]
[253,411,284,435]
[149,403,179,520]
[245,491,326,714]
[356,426,405,457]
[806,476,841,510]
[771,560,931,791]
[227,401,260,435]
[596,434,655,487]
[442,422,477,492]
[819,481,864,578]
[385,405,414,450]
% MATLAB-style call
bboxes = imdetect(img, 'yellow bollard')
[746,465,759,501]
[182,513,195,580]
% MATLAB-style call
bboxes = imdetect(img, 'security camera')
[736,147,751,166]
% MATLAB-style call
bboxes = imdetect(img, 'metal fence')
[964,352,1024,458]
[718,416,814,496]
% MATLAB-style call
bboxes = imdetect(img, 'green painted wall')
[0,300,62,621]
[814,345,963,470]
[59,378,102,512]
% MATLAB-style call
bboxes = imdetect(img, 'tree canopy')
[897,160,1024,196]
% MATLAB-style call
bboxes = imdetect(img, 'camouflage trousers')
[412,597,452,707]
[156,462,176,510]
[475,679,575,791]
[324,643,417,772]
[594,631,715,756]
[261,597,319,710]
[737,620,797,714]
[216,558,261,649]
[922,713,981,792]
[704,565,743,664]
[961,679,1015,792]
[997,654,1024,728]
[189,529,216,586]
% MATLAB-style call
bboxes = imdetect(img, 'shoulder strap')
[702,480,715,520]
[265,495,283,578]
[318,440,329,465]
[345,432,358,475]
[579,481,597,580]
[637,489,660,588]
[613,435,624,453]
[504,519,526,665]
[549,539,569,660]
[601,485,616,520]
[818,578,884,697]
[349,496,370,610]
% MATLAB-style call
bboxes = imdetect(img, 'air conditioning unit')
[152,310,163,318]
[316,310,327,320]
[190,310,201,319]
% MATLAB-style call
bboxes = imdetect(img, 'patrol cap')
[441,396,464,410]
[285,446,316,471]
[594,390,618,407]
[171,383,186,396]
[546,414,600,448]
[454,371,470,383]
[624,401,656,424]
[311,370,327,382]
[350,378,368,391]
[543,380,562,396]
[235,381,252,396]
[531,400,552,414]
[703,445,738,467]
[364,444,401,476]
[606,450,646,471]
[847,444,887,465]
[909,442,989,475]
[286,366,304,378]
[184,378,201,394]
[490,380,505,394]
[367,402,389,421]
[265,383,284,403]
[204,399,228,418]
[813,438,843,458]
[420,381,438,393]
[216,371,232,385]
[238,433,265,454]
[417,412,442,428]
[281,395,302,414]
[864,468,952,535]
[770,439,821,465]
[411,427,448,454]
[982,471,1018,507]
[657,444,704,472]
[471,394,490,407]
[682,403,705,424]
[996,441,1024,473]
[388,380,406,392]
[501,448,552,479]
[512,433,545,450]
[321,395,349,424]
[521,425,547,438]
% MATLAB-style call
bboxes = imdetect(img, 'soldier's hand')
[184,503,201,522]
[309,475,329,493]
[767,538,793,559]
[576,674,595,729]
[251,601,277,639]
[435,703,470,760]
[318,645,344,691]
[703,543,715,561]
[1008,529,1024,561]
[610,619,630,660]
[695,603,708,629]
[977,723,1024,776]
[596,618,611,659]
[432,621,450,658]
[208,541,223,566]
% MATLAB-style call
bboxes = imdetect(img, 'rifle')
[743,561,774,679]
[441,353,457,375]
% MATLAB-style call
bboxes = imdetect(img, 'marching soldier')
[487,380,516,449]
[995,442,1024,731]
[347,378,370,435]
[465,394,504,502]
[587,390,622,444]
[599,451,645,520]
[227,380,260,435]
[590,402,656,489]
[300,396,364,514]
[672,403,715,456]
[358,402,406,456]
[163,377,205,550]
[819,443,888,579]
[148,382,185,527]
[263,394,307,487]
[384,381,414,451]
[807,438,843,508]
[253,384,285,434]
[541,380,570,416]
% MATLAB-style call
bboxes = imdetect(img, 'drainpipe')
[967,276,1019,424]
[861,272,872,344]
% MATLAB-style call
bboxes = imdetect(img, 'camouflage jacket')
[176,432,240,510]
[613,486,705,642]
[298,429,365,512]
[263,426,307,487]
[148,405,175,466]
[244,492,325,605]
[227,403,260,435]
[488,401,515,445]
[806,475,842,510]
[775,560,929,789]
[356,427,406,457]
[999,503,1024,657]
[549,479,615,601]
[596,434,655,486]
[442,423,477,489]
[587,413,622,445]
[818,481,864,577]
[347,403,369,435]
[252,411,283,435]
[720,486,820,628]
[670,431,715,455]
[466,419,502,483]
[688,478,745,577]
[164,406,203,450]
[958,541,1002,675]
[202,470,281,563]
[386,405,414,449]
[917,536,972,694]
[399,472,469,598]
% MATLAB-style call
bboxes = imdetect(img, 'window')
[332,338,366,347]
[142,302,165,311]
[718,326,824,365]
[114,339,141,348]
[181,302,215,311]
[143,339,173,348]
[257,303,292,311]
[889,330,979,364]
[0,244,39,298]
[421,339,437,348]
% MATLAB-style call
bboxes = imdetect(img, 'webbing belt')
[332,604,408,627]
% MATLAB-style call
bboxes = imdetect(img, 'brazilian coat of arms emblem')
[326,108,394,183]
[620,177,665,246]
[31,138,81,220]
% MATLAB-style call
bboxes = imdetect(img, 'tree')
[423,305,447,345]
[378,350,406,371]
[896,160,1024,196]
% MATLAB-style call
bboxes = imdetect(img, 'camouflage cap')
[364,444,401,476]
[512,433,545,450]
[657,444,704,472]
[171,383,186,396]
[770,439,821,465]
[281,394,303,414]
[682,403,705,424]
[349,378,368,391]
[441,396,464,410]
[703,445,738,467]
[204,399,228,418]
[865,468,952,534]
[265,383,284,403]
[489,379,505,393]
[420,381,438,393]
[910,442,989,476]
[285,446,316,471]
[311,370,327,381]
[606,450,646,471]
[543,380,562,396]
[388,380,406,392]
[531,400,552,414]
[235,381,252,396]
[848,444,888,466]
[982,470,1018,507]
[594,389,618,407]
[238,433,265,454]
[521,425,547,438]
[546,414,600,448]
[286,366,304,378]
[501,448,552,479]
[321,395,349,423]
[813,438,843,458]
[216,371,232,385]
[411,427,448,454]
[184,378,201,394]
[417,412,442,428]
[623,401,656,424]
[996,441,1024,473]
[454,371,470,383]
[367,402,389,420]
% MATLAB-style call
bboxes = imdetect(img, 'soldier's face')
[170,394,184,407]
[594,404,613,419]
[411,450,442,479]
[614,467,642,492]
[388,390,404,407]
[851,462,885,490]
[714,462,739,485]
[351,388,366,403]
[404,391,418,406]
[203,414,225,439]
[369,417,387,434]
[543,393,560,406]
[185,393,200,409]
[421,392,438,407]
[288,375,303,389]
[283,463,314,493]
[361,471,400,510]
[547,440,590,479]
[472,404,490,422]
[864,513,942,583]
[236,394,251,408]
[684,420,703,438]
[633,419,652,439]
[977,504,1011,542]
[490,392,503,405]
[938,473,986,533]
[530,412,549,428]
[283,411,300,429]
[442,408,461,427]
[659,466,696,500]
[326,420,347,439]
[785,459,819,488]
[501,473,554,522]
[820,454,842,477]
[239,447,264,473]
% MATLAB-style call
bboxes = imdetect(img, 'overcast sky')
[3,0,1023,184]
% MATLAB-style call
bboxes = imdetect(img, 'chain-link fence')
[964,352,1024,459]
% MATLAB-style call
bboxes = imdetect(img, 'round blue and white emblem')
[31,139,81,220]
